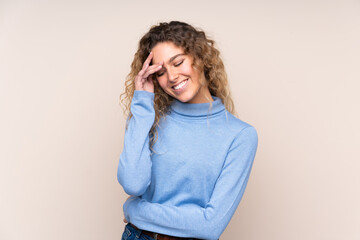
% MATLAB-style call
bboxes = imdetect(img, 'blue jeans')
[121,223,208,240]
[121,223,154,240]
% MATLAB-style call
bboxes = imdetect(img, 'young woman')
[117,21,258,240]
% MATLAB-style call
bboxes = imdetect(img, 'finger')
[143,67,161,79]
[141,52,153,71]
[143,63,163,79]
[137,61,161,80]
[137,68,147,78]
[123,217,128,223]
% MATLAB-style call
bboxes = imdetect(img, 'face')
[151,41,212,104]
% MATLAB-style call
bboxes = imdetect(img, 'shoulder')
[219,114,258,159]
[221,111,258,146]
[224,111,256,133]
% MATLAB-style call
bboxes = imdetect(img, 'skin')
[134,41,213,104]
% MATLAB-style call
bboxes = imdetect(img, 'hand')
[134,52,163,93]
[123,196,132,223]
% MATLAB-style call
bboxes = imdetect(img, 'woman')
[117,21,258,240]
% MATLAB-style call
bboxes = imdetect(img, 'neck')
[170,95,225,118]
[187,85,213,104]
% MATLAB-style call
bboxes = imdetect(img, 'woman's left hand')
[123,196,132,223]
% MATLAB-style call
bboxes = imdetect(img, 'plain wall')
[1,0,359,239]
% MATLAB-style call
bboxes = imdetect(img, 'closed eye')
[174,60,184,67]
[156,60,184,77]
[156,72,165,77]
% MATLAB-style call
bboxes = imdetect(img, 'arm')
[124,126,258,240]
[117,90,155,196]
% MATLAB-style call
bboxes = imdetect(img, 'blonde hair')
[120,21,236,150]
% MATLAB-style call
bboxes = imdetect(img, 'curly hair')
[120,21,236,150]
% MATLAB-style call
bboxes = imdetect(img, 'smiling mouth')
[173,79,188,90]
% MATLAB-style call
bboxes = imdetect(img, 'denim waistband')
[122,223,206,240]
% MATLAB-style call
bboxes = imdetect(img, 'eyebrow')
[154,53,185,65]
[151,53,186,67]
[167,53,185,64]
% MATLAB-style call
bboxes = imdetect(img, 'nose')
[167,68,178,83]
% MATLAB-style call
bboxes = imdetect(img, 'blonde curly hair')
[120,21,236,149]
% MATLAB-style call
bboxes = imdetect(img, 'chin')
[172,93,195,103]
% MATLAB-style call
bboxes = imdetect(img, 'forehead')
[151,42,185,64]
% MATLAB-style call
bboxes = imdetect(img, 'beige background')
[1,0,359,239]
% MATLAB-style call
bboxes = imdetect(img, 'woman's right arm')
[117,52,163,196]
[117,90,155,196]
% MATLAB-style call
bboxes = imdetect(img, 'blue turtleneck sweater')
[117,90,258,240]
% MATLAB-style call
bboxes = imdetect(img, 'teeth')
[174,79,188,90]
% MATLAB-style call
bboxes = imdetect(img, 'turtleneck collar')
[169,96,225,118]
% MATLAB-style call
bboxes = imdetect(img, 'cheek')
[157,78,168,90]
[182,64,202,84]
[181,64,194,75]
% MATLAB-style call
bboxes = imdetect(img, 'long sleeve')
[124,126,258,240]
[117,90,155,196]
